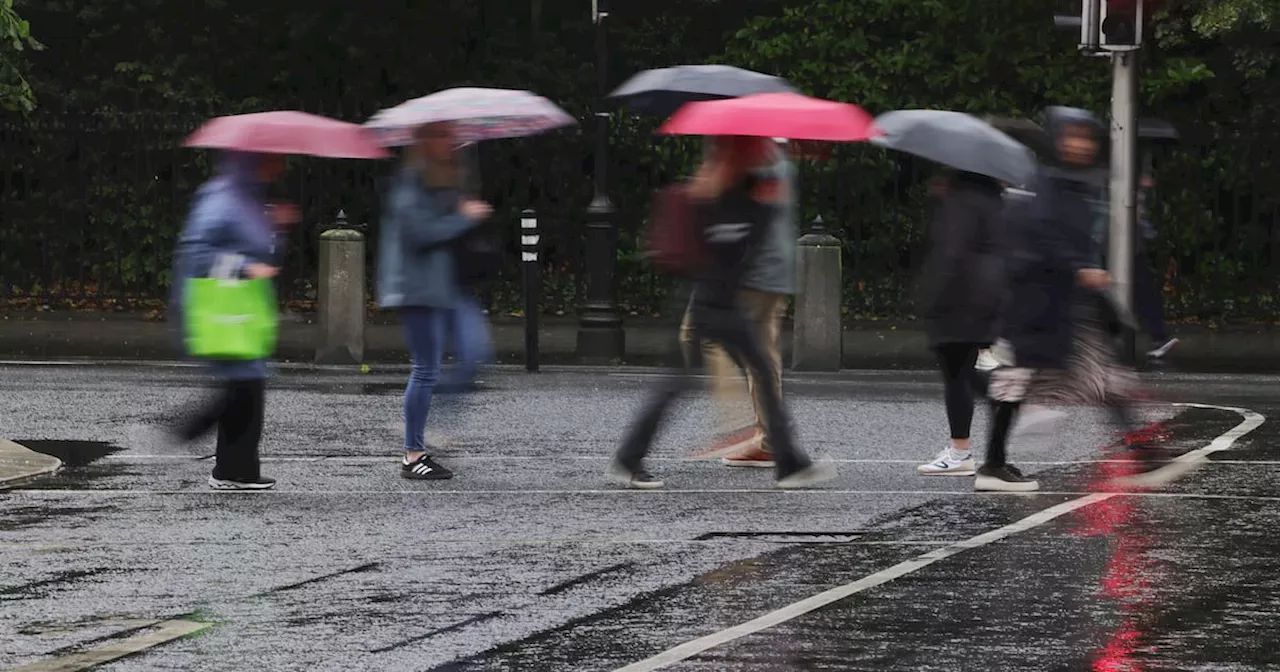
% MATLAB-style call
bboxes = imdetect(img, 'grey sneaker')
[606,460,665,489]
[208,475,277,491]
[776,462,837,489]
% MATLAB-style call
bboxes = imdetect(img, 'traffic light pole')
[1108,50,1140,364]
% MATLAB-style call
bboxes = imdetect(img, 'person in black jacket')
[608,135,835,490]
[980,107,1143,492]
[916,170,1008,477]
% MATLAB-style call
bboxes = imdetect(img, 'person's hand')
[245,263,279,280]
[267,202,301,230]
[1077,268,1111,289]
[460,200,492,221]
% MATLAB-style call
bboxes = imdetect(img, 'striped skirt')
[989,321,1138,406]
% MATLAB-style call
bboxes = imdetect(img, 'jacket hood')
[1042,106,1105,175]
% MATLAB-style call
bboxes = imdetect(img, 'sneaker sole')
[974,475,1040,492]
[400,470,454,481]
[721,458,776,468]
[916,466,976,476]
[208,477,276,491]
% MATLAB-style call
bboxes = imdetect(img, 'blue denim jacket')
[375,167,478,310]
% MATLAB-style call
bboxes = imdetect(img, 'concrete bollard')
[316,213,366,365]
[792,216,843,371]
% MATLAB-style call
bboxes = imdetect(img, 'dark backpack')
[645,182,705,276]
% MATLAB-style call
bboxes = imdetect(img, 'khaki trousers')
[680,289,787,447]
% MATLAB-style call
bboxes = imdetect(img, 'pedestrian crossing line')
[13,488,1280,502]
[100,455,1276,466]
[4,618,210,672]
[612,402,1265,672]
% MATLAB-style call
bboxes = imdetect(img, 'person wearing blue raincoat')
[171,151,294,491]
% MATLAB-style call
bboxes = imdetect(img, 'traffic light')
[1100,0,1142,48]
[1055,0,1154,53]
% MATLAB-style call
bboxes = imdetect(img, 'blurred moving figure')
[609,135,834,490]
[1135,174,1178,359]
[981,108,1145,492]
[377,122,494,480]
[916,170,1009,477]
[171,151,295,491]
[682,138,797,467]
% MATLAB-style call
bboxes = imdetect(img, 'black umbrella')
[608,64,799,117]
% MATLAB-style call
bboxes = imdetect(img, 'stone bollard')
[316,210,366,365]
[792,216,843,371]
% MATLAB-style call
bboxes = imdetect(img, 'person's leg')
[976,366,1040,492]
[179,385,229,442]
[399,308,449,478]
[722,289,786,467]
[210,378,270,489]
[707,304,825,484]
[612,314,703,488]
[438,295,493,393]
[918,343,980,476]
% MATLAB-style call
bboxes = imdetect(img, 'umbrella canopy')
[608,65,799,117]
[364,87,576,145]
[872,110,1037,186]
[658,93,880,142]
[183,111,389,159]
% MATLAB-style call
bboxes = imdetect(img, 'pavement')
[4,311,1280,370]
[1,364,1278,670]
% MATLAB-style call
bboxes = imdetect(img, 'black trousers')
[180,379,266,481]
[615,300,810,476]
[934,343,985,440]
[1132,255,1168,342]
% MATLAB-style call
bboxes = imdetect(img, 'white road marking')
[6,618,209,671]
[612,402,1265,671]
[11,489,1280,501]
[101,455,1270,466]
[1112,402,1266,488]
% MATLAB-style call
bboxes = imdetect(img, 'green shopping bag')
[183,277,278,360]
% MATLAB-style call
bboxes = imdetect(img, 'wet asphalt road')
[0,363,1277,671]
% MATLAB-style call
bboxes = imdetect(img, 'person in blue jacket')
[377,121,493,480]
[171,151,295,491]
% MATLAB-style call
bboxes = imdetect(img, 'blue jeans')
[400,299,492,452]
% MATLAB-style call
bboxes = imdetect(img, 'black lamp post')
[576,0,625,360]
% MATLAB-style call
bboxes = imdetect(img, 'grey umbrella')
[608,64,799,117]
[871,110,1038,186]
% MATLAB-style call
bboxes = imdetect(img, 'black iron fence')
[1,110,1276,322]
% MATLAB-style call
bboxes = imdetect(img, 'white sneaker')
[1147,338,1179,359]
[916,448,976,476]
[975,349,1000,372]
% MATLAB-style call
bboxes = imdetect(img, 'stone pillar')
[792,217,843,371]
[316,227,366,365]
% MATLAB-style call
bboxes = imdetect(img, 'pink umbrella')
[658,92,880,142]
[184,111,389,159]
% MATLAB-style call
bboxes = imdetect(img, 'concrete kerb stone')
[0,439,63,489]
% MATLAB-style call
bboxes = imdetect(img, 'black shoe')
[401,454,454,480]
[974,464,1040,492]
[208,475,277,490]
[606,459,664,489]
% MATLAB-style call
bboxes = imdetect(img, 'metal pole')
[576,0,624,360]
[1108,50,1140,363]
[522,208,540,372]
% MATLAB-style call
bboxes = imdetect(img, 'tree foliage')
[0,0,41,113]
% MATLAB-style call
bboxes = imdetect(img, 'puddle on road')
[17,440,123,468]
[8,440,128,490]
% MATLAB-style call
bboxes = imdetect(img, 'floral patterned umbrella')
[364,87,577,146]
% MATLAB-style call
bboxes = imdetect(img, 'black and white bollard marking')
[521,208,540,372]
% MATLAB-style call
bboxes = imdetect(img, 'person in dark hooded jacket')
[979,107,1145,492]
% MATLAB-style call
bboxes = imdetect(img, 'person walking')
[916,170,1009,476]
[682,138,796,467]
[609,135,834,490]
[377,121,494,480]
[981,107,1144,492]
[172,151,294,491]
[1134,174,1178,360]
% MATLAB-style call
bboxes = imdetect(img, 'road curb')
[0,438,63,489]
